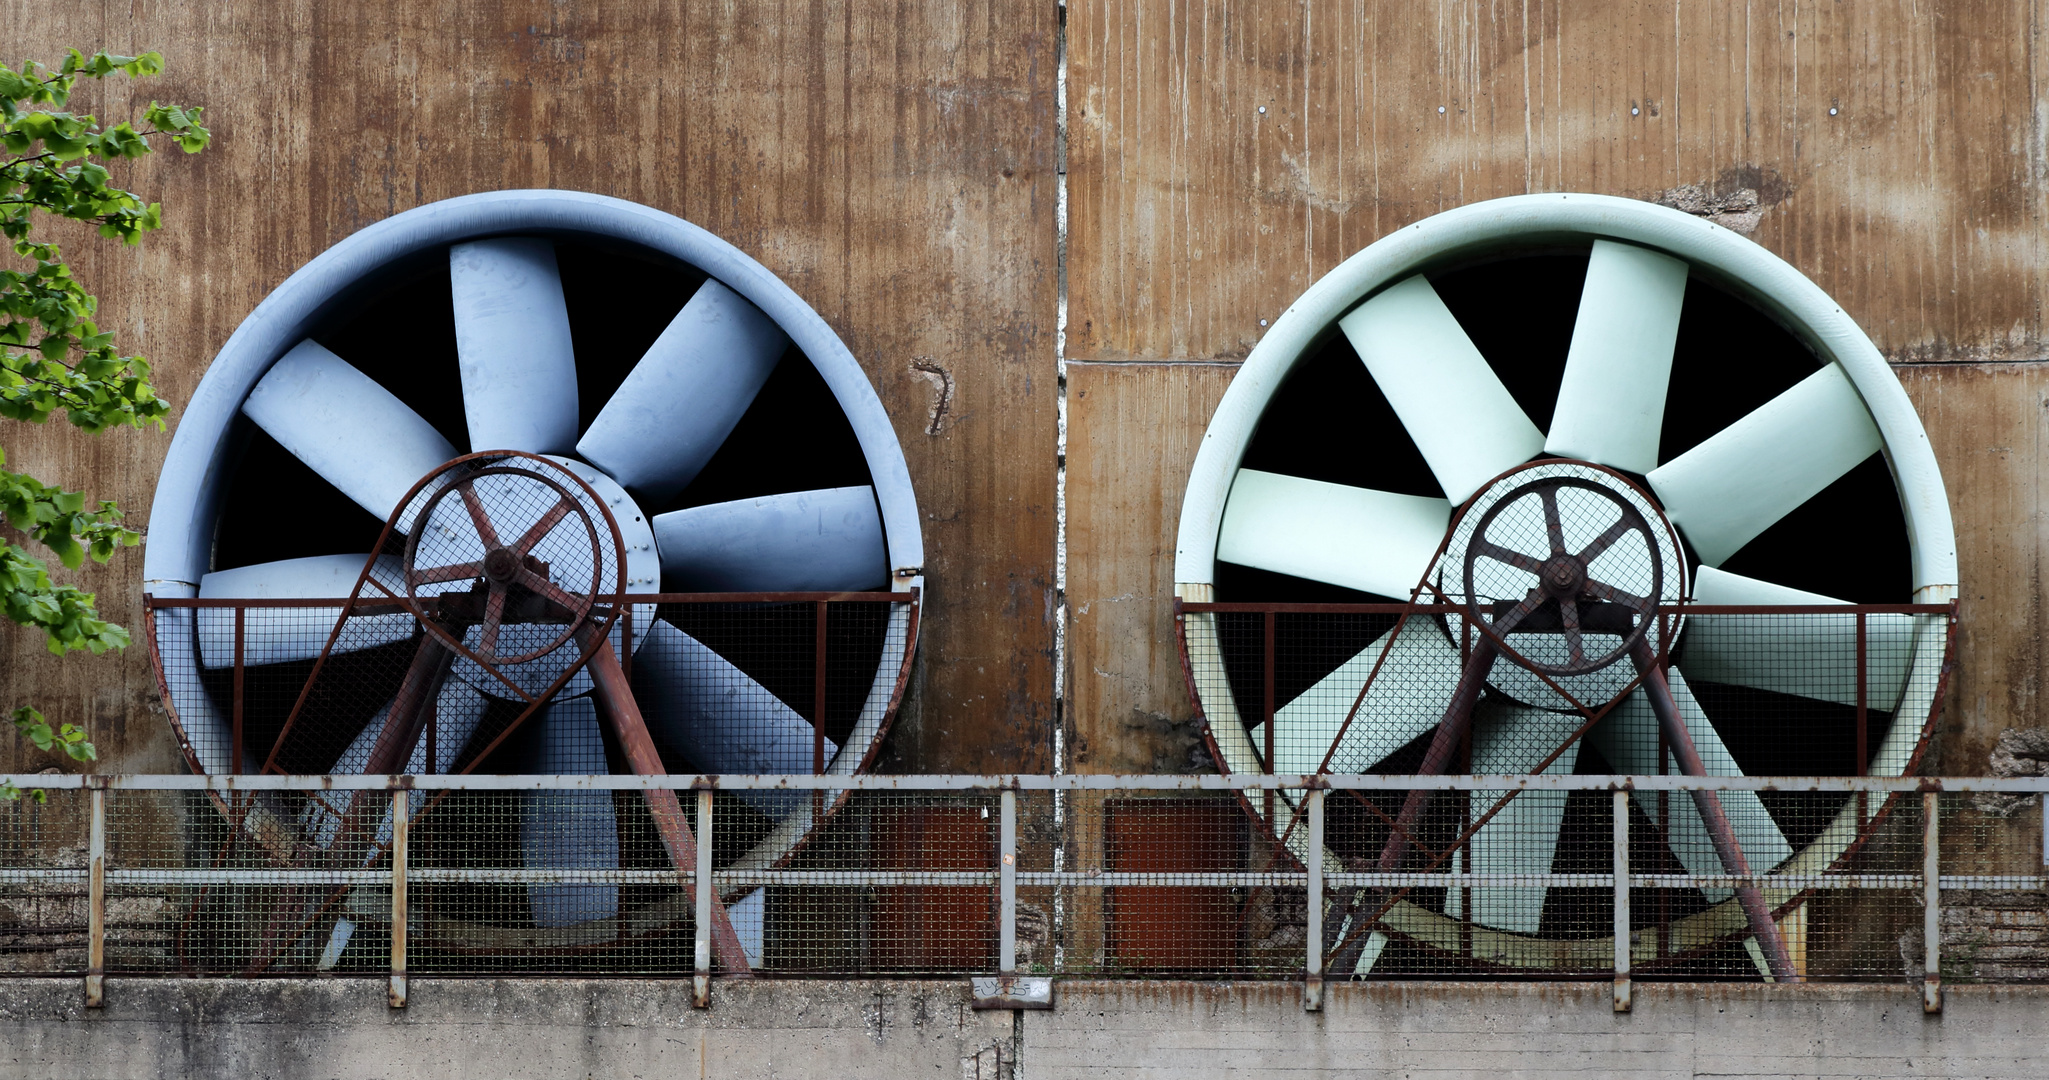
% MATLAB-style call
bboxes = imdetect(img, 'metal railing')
[3,772,2045,1012]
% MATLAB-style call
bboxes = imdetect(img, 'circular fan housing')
[1174,193,1956,968]
[143,191,923,956]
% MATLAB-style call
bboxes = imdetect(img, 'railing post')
[389,785,409,1008]
[1262,612,1277,825]
[1304,787,1324,1012]
[231,608,245,776]
[1856,613,1868,825]
[85,778,106,1008]
[999,787,1017,975]
[1923,790,1942,1014]
[694,786,714,1008]
[692,791,717,1008]
[1613,789,1631,1013]
[814,601,829,820]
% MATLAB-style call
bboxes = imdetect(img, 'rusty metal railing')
[3,772,2044,1013]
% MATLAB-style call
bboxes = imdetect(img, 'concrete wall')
[1,978,2043,1079]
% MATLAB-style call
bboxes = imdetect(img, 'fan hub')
[482,546,521,585]
[1444,460,1687,703]
[1539,554,1588,599]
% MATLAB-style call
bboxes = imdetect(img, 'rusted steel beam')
[389,787,409,1009]
[578,631,753,976]
[1613,790,1631,1013]
[1923,791,1943,1014]
[18,772,2049,794]
[1177,601,1951,616]
[1373,637,1500,874]
[1325,636,1500,974]
[1632,641,1799,982]
[85,780,105,1008]
[144,590,916,608]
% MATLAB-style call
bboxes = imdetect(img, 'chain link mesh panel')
[0,781,2042,982]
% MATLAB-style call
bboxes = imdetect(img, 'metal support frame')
[10,772,2046,794]
[1923,791,1942,1014]
[1000,787,1018,974]
[694,788,714,1009]
[85,778,105,1008]
[1613,790,1631,1013]
[972,786,1052,1010]
[1304,788,1325,1012]
[389,787,408,1008]
[3,773,2043,1002]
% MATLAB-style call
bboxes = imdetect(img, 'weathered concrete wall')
[0,978,1021,1080]
[1031,982,2047,1079]
[0,0,1058,777]
[1,979,2044,1079]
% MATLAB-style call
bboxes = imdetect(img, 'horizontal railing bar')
[13,773,2047,793]
[10,867,2040,889]
[1179,602,1951,615]
[144,591,916,609]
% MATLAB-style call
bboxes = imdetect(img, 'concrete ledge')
[0,978,1017,1080]
[0,978,2043,1079]
[1034,981,2047,1079]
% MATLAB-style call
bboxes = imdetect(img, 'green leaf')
[3,46,199,771]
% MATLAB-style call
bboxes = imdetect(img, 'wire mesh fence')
[147,592,914,782]
[1184,603,1949,787]
[4,774,2044,1005]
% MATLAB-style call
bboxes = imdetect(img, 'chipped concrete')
[2,979,2045,1078]
[0,978,1015,1080]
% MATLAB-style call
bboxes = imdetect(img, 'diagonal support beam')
[578,629,754,976]
[1630,640,1799,982]
[1326,636,1499,974]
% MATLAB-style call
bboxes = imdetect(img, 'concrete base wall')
[1,979,2041,1079]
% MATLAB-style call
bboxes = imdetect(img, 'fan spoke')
[1583,579,1649,611]
[1591,668,1792,899]
[576,280,790,504]
[1543,240,1689,473]
[241,341,458,524]
[1253,618,1464,774]
[197,555,412,668]
[512,496,575,556]
[450,238,580,455]
[632,620,833,817]
[408,561,481,587]
[1490,591,1545,635]
[1541,488,1566,556]
[1646,364,1883,566]
[1473,539,1541,575]
[515,568,590,617]
[1682,566,1916,709]
[519,698,621,928]
[1217,470,1451,599]
[1445,701,1583,935]
[652,486,888,592]
[457,482,502,549]
[1559,600,1585,664]
[475,586,508,656]
[1576,516,1634,564]
[1338,275,1545,503]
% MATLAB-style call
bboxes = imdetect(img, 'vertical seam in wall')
[1052,0,1071,978]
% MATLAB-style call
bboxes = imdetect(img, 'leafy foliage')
[1,49,207,786]
[1,705,95,802]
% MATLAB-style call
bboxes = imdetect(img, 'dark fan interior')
[215,239,874,572]
[202,236,886,775]
[1224,245,1910,609]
